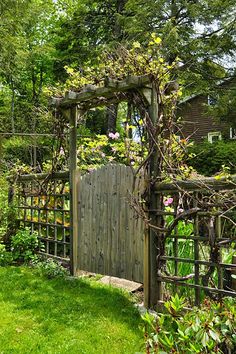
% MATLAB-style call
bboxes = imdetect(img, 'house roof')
[180,75,234,104]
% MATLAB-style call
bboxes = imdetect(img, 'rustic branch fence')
[154,177,236,306]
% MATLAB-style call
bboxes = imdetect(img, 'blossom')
[59,147,65,156]
[177,207,184,214]
[108,132,120,140]
[163,197,173,206]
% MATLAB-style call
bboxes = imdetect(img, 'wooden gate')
[77,164,145,283]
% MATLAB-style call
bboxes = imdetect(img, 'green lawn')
[0,267,144,354]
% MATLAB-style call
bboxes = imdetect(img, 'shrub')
[143,294,236,353]
[32,258,69,279]
[188,141,236,176]
[0,243,13,265]
[0,176,16,244]
[11,227,39,262]
[2,136,51,169]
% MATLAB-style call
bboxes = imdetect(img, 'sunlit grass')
[0,266,143,354]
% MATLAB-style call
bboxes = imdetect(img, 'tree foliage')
[0,0,236,169]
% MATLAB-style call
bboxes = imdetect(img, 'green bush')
[143,294,236,353]
[188,141,236,176]
[32,258,69,278]
[2,136,51,168]
[0,176,16,244]
[0,243,13,265]
[11,227,39,262]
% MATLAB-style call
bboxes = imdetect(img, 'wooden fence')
[15,171,71,264]
[13,166,236,307]
[78,164,145,283]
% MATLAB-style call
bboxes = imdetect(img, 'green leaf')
[201,332,209,347]
[209,329,220,342]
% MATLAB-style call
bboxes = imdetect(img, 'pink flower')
[59,147,65,156]
[108,132,120,140]
[163,197,173,206]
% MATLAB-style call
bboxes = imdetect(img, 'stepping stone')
[100,275,142,292]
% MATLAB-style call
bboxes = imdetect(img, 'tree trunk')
[106,1,127,135]
[107,103,118,134]
[38,64,43,100]
[10,78,15,133]
[114,0,126,40]
[32,66,37,103]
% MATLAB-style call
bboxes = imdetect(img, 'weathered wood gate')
[77,164,144,283]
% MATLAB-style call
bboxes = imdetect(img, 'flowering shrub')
[143,294,236,354]
[163,197,173,207]
[32,258,69,279]
[77,134,145,172]
[108,132,120,140]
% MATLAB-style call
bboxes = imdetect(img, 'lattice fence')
[14,172,70,263]
[155,178,236,306]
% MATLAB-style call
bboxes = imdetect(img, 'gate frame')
[51,75,159,307]
[51,75,236,307]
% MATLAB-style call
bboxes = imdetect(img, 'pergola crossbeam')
[51,75,151,108]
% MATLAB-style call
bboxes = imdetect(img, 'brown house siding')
[177,95,230,142]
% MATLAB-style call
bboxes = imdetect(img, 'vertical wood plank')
[119,164,125,279]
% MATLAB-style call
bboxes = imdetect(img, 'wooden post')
[143,84,162,308]
[68,105,79,276]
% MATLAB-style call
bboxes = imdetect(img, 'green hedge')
[188,141,236,176]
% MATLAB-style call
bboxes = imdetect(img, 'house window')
[208,132,222,143]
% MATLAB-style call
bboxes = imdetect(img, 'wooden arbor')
[51,75,161,308]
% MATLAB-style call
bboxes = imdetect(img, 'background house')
[177,77,236,143]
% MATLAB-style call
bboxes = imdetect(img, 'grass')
[0,266,144,354]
